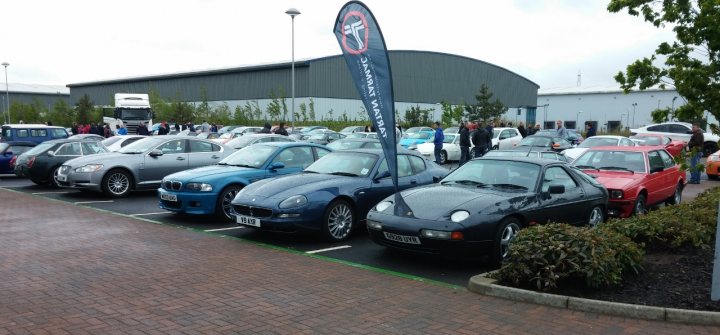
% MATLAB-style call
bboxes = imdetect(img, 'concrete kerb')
[468,271,720,326]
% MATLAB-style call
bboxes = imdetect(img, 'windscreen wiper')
[598,166,635,174]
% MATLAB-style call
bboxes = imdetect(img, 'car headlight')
[375,201,393,212]
[186,183,213,192]
[450,210,470,222]
[609,190,623,199]
[367,220,383,230]
[74,164,103,173]
[279,195,307,209]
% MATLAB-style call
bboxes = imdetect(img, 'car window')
[364,142,382,149]
[620,138,634,146]
[30,129,48,137]
[408,155,426,173]
[55,142,81,156]
[541,152,559,160]
[397,155,412,177]
[647,125,668,132]
[17,129,29,138]
[648,151,665,171]
[663,137,672,145]
[500,130,512,139]
[668,124,690,134]
[658,150,675,168]
[52,128,68,138]
[189,140,215,153]
[272,146,315,169]
[121,137,143,147]
[542,166,577,192]
[157,139,186,154]
[8,145,33,155]
[81,142,107,155]
[315,147,331,159]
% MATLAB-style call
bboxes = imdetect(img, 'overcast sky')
[3,0,675,90]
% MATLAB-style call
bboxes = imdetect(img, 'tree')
[75,94,94,124]
[49,99,75,127]
[308,98,316,122]
[440,101,463,126]
[299,102,308,122]
[212,103,232,125]
[196,87,211,122]
[464,84,507,122]
[609,0,720,124]
[404,105,431,126]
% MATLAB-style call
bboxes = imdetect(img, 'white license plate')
[161,193,177,202]
[57,174,67,182]
[236,215,260,227]
[383,232,421,245]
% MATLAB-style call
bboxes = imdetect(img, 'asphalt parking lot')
[0,160,713,288]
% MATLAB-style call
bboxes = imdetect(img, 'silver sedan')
[56,137,232,197]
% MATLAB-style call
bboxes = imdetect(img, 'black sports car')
[366,157,608,263]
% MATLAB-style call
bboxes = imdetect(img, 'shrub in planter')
[494,223,643,291]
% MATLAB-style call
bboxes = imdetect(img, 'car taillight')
[9,156,16,168]
[27,156,36,169]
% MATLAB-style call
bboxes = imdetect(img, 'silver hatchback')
[56,137,232,197]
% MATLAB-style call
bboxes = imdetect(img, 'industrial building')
[66,50,540,124]
[1,83,70,121]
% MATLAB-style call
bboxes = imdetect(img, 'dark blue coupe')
[158,142,331,221]
[230,149,449,241]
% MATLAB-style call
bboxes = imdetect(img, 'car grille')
[163,180,182,191]
[161,199,182,209]
[60,165,71,174]
[232,205,273,218]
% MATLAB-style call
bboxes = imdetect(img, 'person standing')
[485,121,494,152]
[117,125,128,135]
[688,123,704,184]
[158,121,169,135]
[260,122,272,134]
[103,124,113,138]
[585,122,596,138]
[137,122,150,135]
[471,121,489,158]
[274,122,289,136]
[517,122,527,138]
[556,120,567,139]
[459,121,471,165]
[431,121,445,164]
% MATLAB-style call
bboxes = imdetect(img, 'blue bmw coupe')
[158,142,331,221]
[230,149,449,241]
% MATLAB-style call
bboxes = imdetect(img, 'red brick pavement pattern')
[0,189,718,335]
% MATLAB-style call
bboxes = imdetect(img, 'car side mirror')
[650,166,664,173]
[374,170,391,181]
[548,184,565,194]
[269,162,285,170]
[433,176,442,183]
[149,149,163,157]
[47,151,55,157]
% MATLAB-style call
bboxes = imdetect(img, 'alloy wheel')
[327,203,353,240]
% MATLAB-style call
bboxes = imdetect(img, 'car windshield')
[340,126,359,133]
[225,136,259,148]
[442,159,540,191]
[409,132,432,139]
[327,140,368,150]
[101,137,123,147]
[23,142,56,156]
[631,136,662,146]
[573,150,646,173]
[0,143,9,152]
[305,152,378,177]
[517,136,552,147]
[219,132,234,139]
[484,150,536,158]
[219,144,276,168]
[308,133,328,140]
[578,137,619,148]
[118,137,166,154]
[346,133,366,139]
[443,134,456,144]
[405,127,423,134]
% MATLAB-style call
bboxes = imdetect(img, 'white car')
[561,135,635,162]
[100,135,147,152]
[416,133,472,164]
[630,122,719,156]
[491,127,523,149]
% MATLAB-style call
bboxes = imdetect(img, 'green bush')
[600,187,720,249]
[495,223,643,291]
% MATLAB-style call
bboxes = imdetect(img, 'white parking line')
[131,212,170,216]
[204,226,246,232]
[305,245,352,254]
[73,200,114,205]
[32,191,71,195]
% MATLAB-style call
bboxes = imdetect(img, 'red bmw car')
[630,134,686,158]
[572,146,685,218]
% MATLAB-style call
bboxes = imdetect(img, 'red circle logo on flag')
[341,11,369,55]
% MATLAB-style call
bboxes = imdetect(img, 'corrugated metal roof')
[3,83,69,95]
[539,85,671,95]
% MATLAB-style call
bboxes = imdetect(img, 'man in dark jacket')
[471,121,489,158]
[459,121,471,165]
[158,121,169,135]
[517,122,527,138]
[431,121,445,164]
[485,121,495,152]
[137,122,150,135]
[688,123,704,184]
[260,122,272,134]
[585,122,596,138]
[274,122,289,136]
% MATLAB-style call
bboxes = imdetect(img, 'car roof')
[1,124,65,129]
[337,148,422,157]
[584,135,626,140]
[334,138,380,142]
[252,141,326,148]
[40,138,101,145]
[475,156,563,166]
[585,145,661,153]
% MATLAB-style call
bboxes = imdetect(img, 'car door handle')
[410,179,417,184]
[176,157,185,161]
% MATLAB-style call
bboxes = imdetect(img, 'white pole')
[286,8,301,132]
[2,62,9,124]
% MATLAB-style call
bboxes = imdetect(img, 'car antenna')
[526,142,535,157]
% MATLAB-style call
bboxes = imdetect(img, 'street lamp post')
[285,8,301,132]
[631,102,637,128]
[2,62,9,124]
[543,103,549,127]
[576,111,583,130]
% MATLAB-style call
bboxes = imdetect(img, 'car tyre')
[322,199,354,242]
[665,182,683,205]
[703,142,718,157]
[491,217,521,265]
[30,178,45,186]
[215,184,243,221]
[102,169,133,198]
[439,150,448,165]
[633,194,647,216]
[587,205,604,227]
[49,166,62,188]
[708,174,719,180]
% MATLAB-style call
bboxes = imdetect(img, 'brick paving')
[1,188,719,334]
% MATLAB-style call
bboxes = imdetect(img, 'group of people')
[260,122,290,136]
[71,122,125,138]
